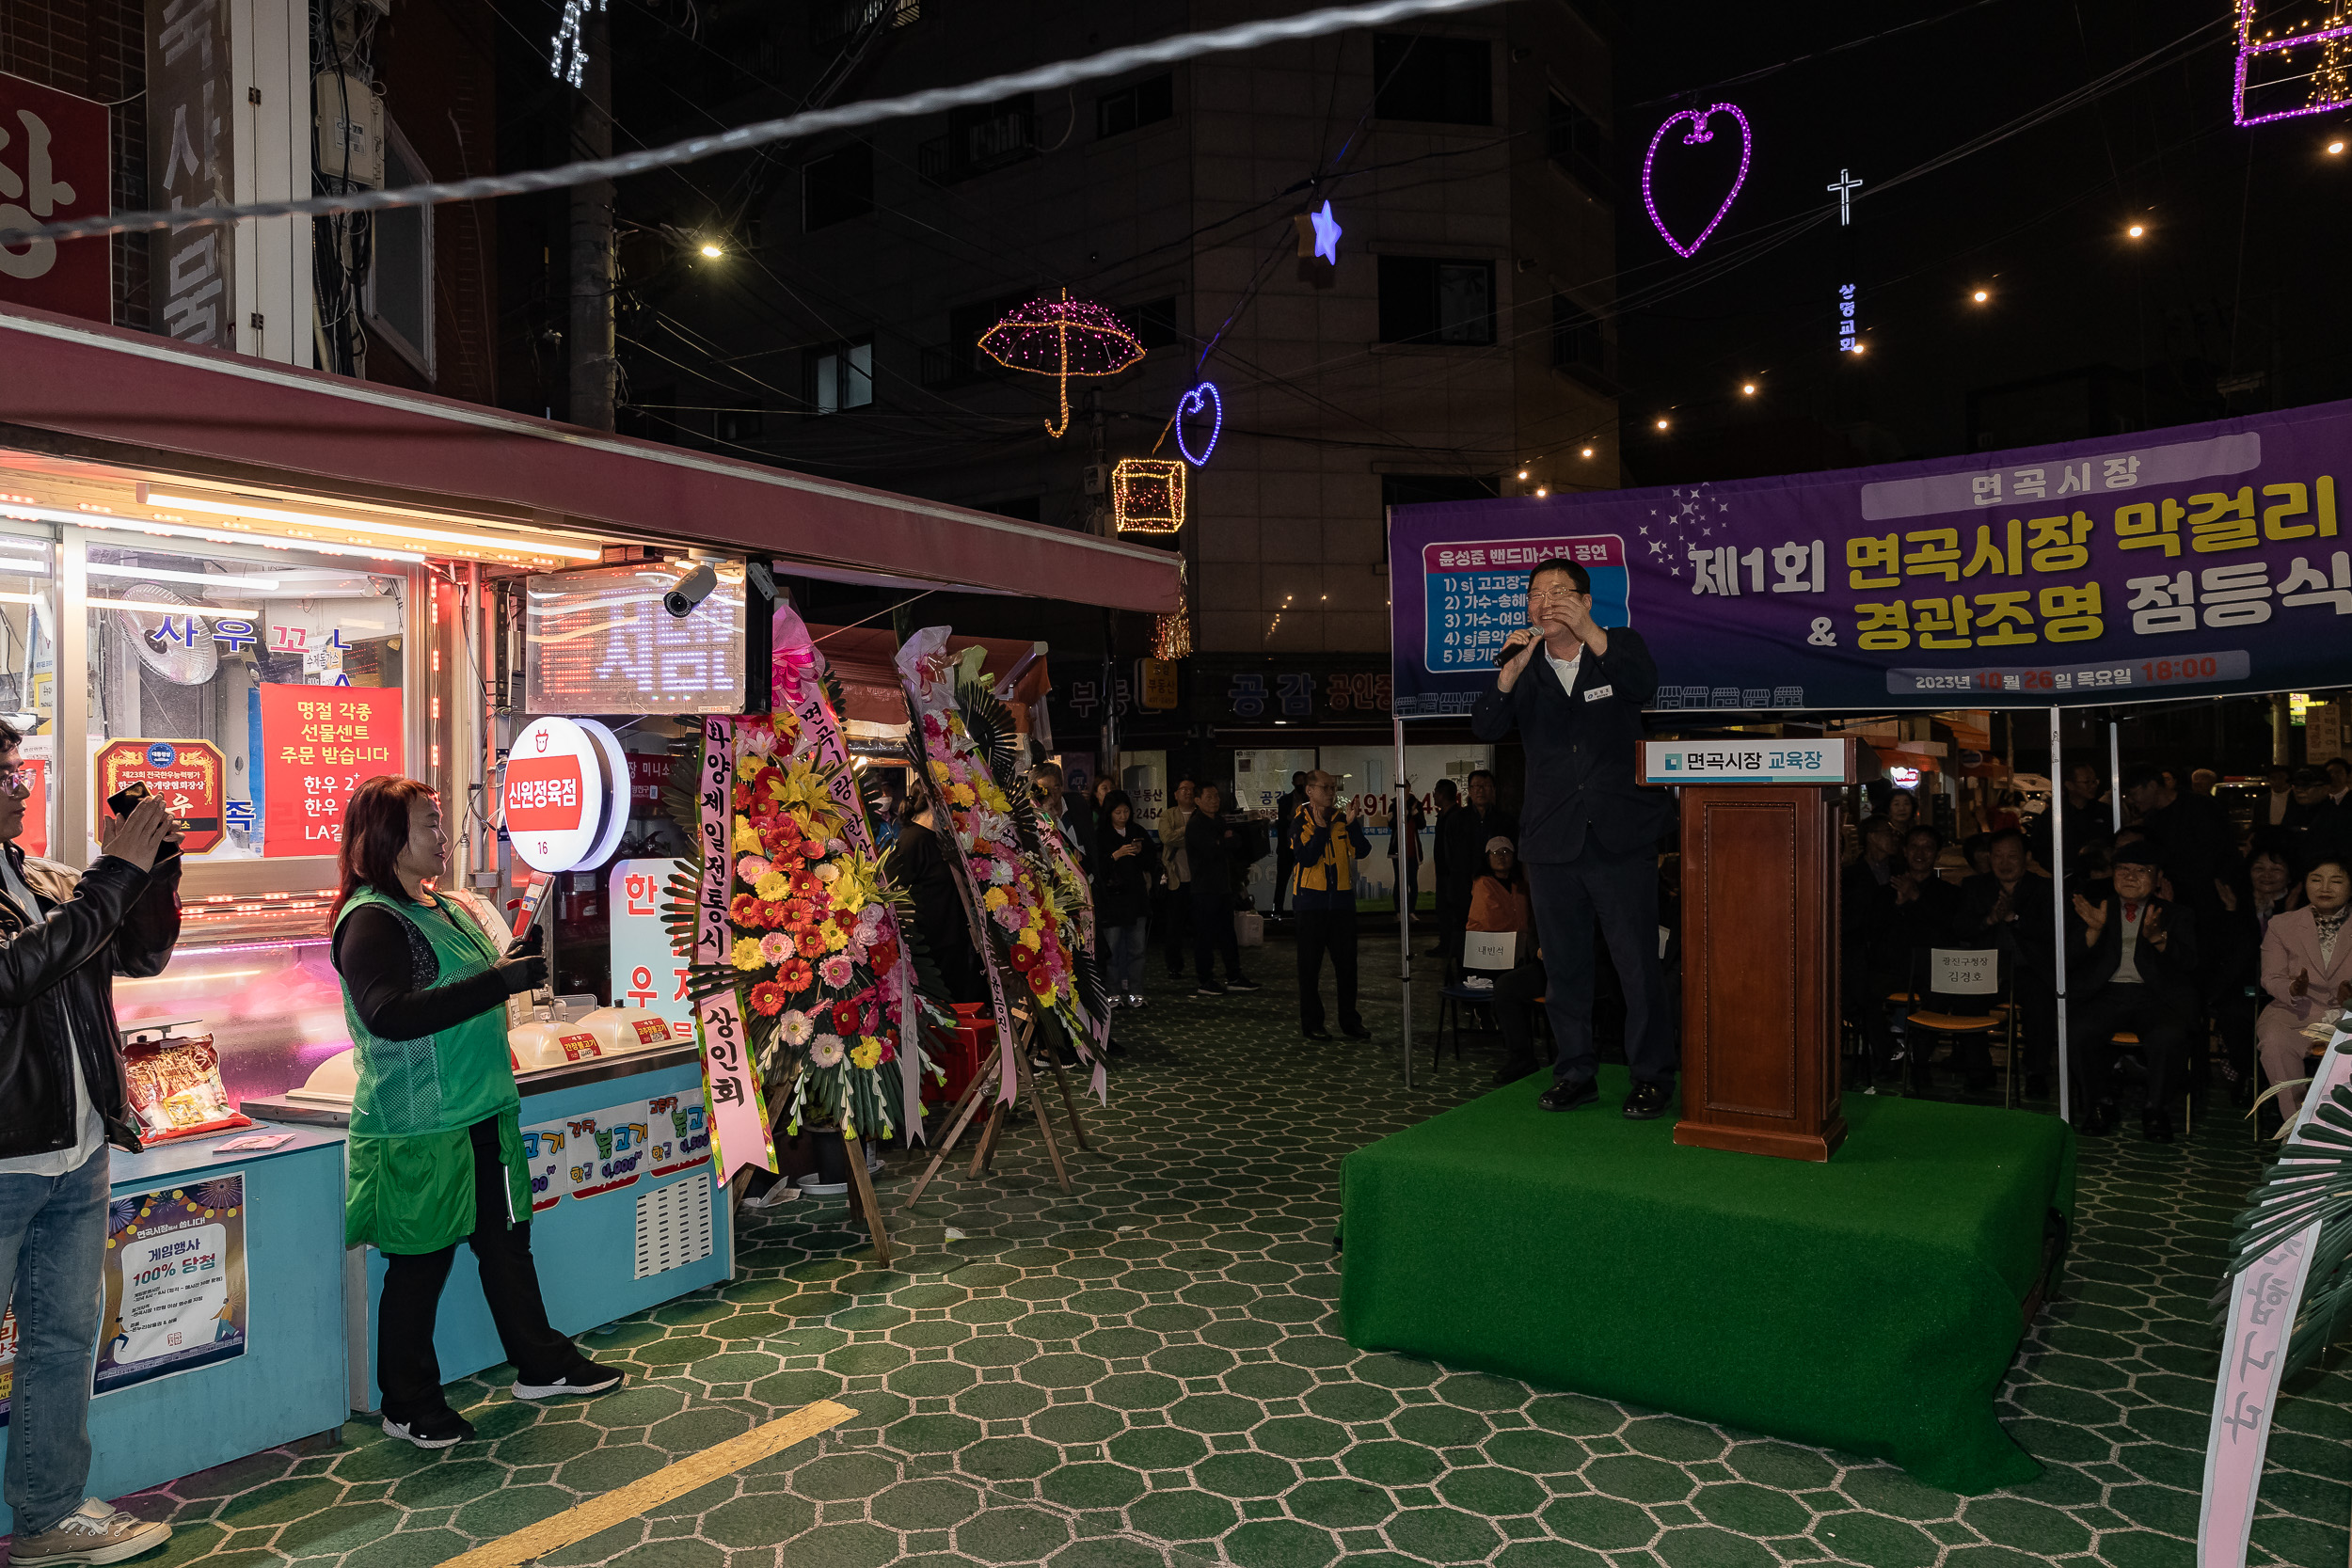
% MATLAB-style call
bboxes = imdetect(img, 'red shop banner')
[93,739,226,855]
[259,684,404,855]
[0,71,113,325]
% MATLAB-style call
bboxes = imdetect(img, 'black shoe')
[1195,981,1228,996]
[384,1407,478,1449]
[1539,1079,1599,1113]
[1225,976,1262,992]
[1301,1025,1331,1040]
[1622,1081,1672,1120]
[2140,1108,2175,1144]
[514,1358,625,1401]
[2075,1102,2116,1137]
[1340,1021,1370,1040]
[1492,1057,1537,1085]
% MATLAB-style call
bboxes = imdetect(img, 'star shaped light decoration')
[1310,200,1343,264]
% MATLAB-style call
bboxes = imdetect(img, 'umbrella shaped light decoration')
[978,291,1144,437]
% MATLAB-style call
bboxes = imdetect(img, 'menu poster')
[521,1094,708,1207]
[257,685,404,856]
[92,1177,248,1396]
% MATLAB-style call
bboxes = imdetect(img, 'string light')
[1641,102,1753,259]
[979,292,1143,438]
[1740,382,1756,395]
[1655,418,1670,431]
[2234,6,2352,125]
[1111,458,1185,534]
[2331,138,2348,153]
[1581,447,1595,458]
[699,241,723,259]
[1517,468,1530,481]
[1534,487,1549,498]
[1972,288,1990,302]
[1174,381,1223,466]
[2126,222,2145,238]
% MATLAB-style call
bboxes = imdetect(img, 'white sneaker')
[8,1498,171,1564]
[1124,993,1146,1010]
[1463,976,1495,991]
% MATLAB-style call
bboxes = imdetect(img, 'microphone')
[1493,633,1535,667]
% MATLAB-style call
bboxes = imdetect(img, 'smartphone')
[106,781,183,863]
[508,877,554,940]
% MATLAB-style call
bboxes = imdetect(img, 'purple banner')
[1390,400,2352,714]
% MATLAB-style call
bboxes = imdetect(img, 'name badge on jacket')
[1584,684,1613,702]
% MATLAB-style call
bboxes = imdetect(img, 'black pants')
[1436,897,1470,979]
[2068,984,2196,1115]
[1494,958,1549,1073]
[1160,882,1190,974]
[378,1117,578,1421]
[1295,906,1359,1032]
[1273,850,1294,913]
[1528,847,1674,1087]
[1842,956,1903,1079]
[1191,895,1245,984]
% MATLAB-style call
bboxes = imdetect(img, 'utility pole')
[567,5,615,430]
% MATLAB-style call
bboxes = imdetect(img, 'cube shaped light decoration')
[1112,458,1186,535]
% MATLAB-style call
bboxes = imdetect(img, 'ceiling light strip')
[147,492,604,561]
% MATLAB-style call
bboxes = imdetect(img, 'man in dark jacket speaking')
[1472,558,1676,1119]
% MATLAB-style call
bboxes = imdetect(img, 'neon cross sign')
[1641,103,1754,260]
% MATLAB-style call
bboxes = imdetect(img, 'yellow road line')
[438,1400,857,1568]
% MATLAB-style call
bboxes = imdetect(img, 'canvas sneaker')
[513,1358,625,1401]
[9,1498,171,1564]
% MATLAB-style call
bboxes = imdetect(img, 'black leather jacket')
[0,847,183,1160]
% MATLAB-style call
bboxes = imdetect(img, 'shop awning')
[0,305,1182,612]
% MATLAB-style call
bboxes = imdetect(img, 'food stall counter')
[0,1126,349,1534]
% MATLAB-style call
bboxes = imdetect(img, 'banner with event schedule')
[1390,398,2352,715]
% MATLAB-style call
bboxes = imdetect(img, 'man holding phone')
[0,722,186,1563]
[1472,559,1676,1119]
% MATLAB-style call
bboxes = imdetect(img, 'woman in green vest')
[333,776,621,1449]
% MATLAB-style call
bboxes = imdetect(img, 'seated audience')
[1955,829,2058,1093]
[2256,855,2352,1123]
[2066,842,2202,1141]
[1466,837,1534,962]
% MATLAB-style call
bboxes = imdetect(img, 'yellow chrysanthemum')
[732,816,764,853]
[948,783,976,807]
[982,886,1009,911]
[929,758,952,782]
[755,870,789,902]
[850,1037,883,1070]
[1018,925,1042,951]
[730,937,765,972]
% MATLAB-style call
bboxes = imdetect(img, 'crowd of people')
[1839,758,2352,1141]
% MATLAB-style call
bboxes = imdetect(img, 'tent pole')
[2052,705,2070,1125]
[2108,719,2123,834]
[1394,715,1412,1088]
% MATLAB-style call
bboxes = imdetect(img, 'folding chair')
[1899,948,2010,1100]
[1437,930,1518,1069]
[2106,1030,2196,1135]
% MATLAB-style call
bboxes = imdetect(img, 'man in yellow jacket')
[1291,770,1372,1040]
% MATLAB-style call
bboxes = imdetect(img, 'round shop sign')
[503,718,625,873]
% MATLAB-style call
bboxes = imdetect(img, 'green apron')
[338,887,529,1254]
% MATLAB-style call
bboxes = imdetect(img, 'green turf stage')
[1339,1068,2076,1494]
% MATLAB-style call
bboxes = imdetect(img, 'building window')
[1372,34,1491,125]
[803,143,873,230]
[1378,257,1495,346]
[809,339,873,412]
[1096,73,1174,138]
[716,405,765,443]
[810,0,919,47]
[920,95,1036,183]
[1547,93,1612,198]
[1125,297,1179,351]
[1551,294,1614,386]
[365,119,433,377]
[926,290,1031,386]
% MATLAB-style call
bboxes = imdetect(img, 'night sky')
[1611,0,2352,485]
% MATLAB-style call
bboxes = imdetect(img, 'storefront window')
[87,538,407,860]
[0,531,59,857]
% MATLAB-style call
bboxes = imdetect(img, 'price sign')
[93,739,226,855]
[257,684,404,856]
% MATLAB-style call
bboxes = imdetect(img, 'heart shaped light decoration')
[1641,102,1753,260]
[1175,381,1222,467]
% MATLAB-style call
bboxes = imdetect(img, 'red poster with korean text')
[259,685,404,856]
[0,73,112,325]
[93,740,225,855]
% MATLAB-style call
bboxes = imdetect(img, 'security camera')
[663,561,718,618]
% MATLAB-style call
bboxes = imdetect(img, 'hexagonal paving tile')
[65,943,2348,1566]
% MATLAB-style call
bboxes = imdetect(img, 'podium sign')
[1649,736,1857,1161]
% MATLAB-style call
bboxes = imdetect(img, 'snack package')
[121,1032,252,1141]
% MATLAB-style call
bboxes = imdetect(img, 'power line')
[0,0,1513,246]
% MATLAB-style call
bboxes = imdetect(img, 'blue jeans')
[0,1146,109,1536]
[1102,919,1148,996]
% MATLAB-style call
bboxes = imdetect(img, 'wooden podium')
[1644,738,1855,1162]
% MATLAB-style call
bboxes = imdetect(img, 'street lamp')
[699,241,724,259]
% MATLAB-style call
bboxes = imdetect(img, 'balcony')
[810,0,920,48]
[918,106,1039,185]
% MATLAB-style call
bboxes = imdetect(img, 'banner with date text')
[1390,398,2352,715]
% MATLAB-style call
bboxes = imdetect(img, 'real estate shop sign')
[1390,398,2352,715]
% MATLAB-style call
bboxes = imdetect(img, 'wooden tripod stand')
[900,1013,1093,1211]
